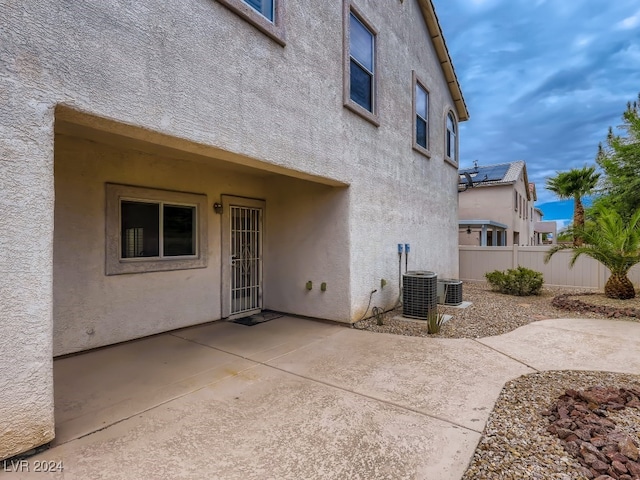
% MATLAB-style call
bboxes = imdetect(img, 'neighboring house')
[458,161,539,246]
[0,0,468,459]
[533,208,558,245]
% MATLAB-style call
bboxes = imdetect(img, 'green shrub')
[485,266,544,296]
[427,308,446,334]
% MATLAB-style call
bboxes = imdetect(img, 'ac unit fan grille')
[402,271,437,320]
[438,279,463,306]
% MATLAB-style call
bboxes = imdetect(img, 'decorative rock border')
[552,293,640,318]
[545,386,640,479]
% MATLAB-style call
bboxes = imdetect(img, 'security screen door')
[221,196,264,318]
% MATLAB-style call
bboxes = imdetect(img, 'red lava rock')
[556,427,573,439]
[552,293,640,318]
[592,436,609,447]
[579,465,596,478]
[619,439,639,462]
[556,418,574,429]
[626,399,640,409]
[566,433,580,443]
[593,459,612,472]
[608,452,630,464]
[546,385,640,479]
[613,460,629,474]
[626,460,640,477]
[582,442,611,463]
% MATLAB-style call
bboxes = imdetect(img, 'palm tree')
[545,166,600,246]
[544,206,640,299]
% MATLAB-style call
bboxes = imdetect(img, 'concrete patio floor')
[3,316,640,479]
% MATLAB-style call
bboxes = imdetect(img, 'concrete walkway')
[3,317,639,479]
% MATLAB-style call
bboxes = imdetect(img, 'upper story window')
[349,14,374,111]
[514,191,518,212]
[243,0,274,21]
[216,0,285,46]
[412,72,430,156]
[445,112,458,164]
[520,196,523,218]
[343,1,379,126]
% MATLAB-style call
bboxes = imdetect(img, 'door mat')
[230,311,284,327]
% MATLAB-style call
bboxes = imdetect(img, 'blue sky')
[435,0,640,227]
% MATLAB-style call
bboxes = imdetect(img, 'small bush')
[485,266,544,296]
[427,308,446,334]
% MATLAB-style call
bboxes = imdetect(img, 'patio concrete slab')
[477,318,640,373]
[266,329,534,430]
[53,332,256,445]
[5,316,639,480]
[9,365,479,480]
[172,315,343,361]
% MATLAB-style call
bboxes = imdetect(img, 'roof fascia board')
[418,0,469,121]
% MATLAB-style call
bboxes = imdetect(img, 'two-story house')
[1,0,468,459]
[533,207,558,245]
[458,161,539,246]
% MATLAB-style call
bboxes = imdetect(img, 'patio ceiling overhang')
[459,220,508,230]
[459,220,508,246]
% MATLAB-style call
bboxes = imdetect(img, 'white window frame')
[445,111,458,166]
[412,71,430,157]
[343,0,379,126]
[216,0,286,46]
[106,184,208,275]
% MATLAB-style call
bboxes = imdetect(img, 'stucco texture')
[459,175,536,246]
[1,0,463,458]
[53,135,352,356]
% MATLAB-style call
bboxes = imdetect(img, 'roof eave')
[418,0,469,122]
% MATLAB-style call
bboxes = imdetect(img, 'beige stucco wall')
[54,135,352,356]
[458,175,536,246]
[0,106,56,459]
[1,0,462,457]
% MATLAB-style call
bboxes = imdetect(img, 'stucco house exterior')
[0,0,468,459]
[533,207,558,245]
[458,161,551,246]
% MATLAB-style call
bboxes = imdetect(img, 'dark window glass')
[446,113,457,161]
[350,61,372,111]
[416,84,428,148]
[349,12,374,112]
[121,201,159,258]
[243,0,274,21]
[163,205,196,256]
[350,14,373,71]
[416,118,427,149]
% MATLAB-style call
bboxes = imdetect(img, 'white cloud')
[573,35,594,49]
[615,10,640,30]
[463,0,503,9]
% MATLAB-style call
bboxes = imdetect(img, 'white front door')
[221,196,265,319]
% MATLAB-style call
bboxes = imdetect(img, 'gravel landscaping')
[463,371,640,480]
[354,282,640,480]
[354,282,640,339]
